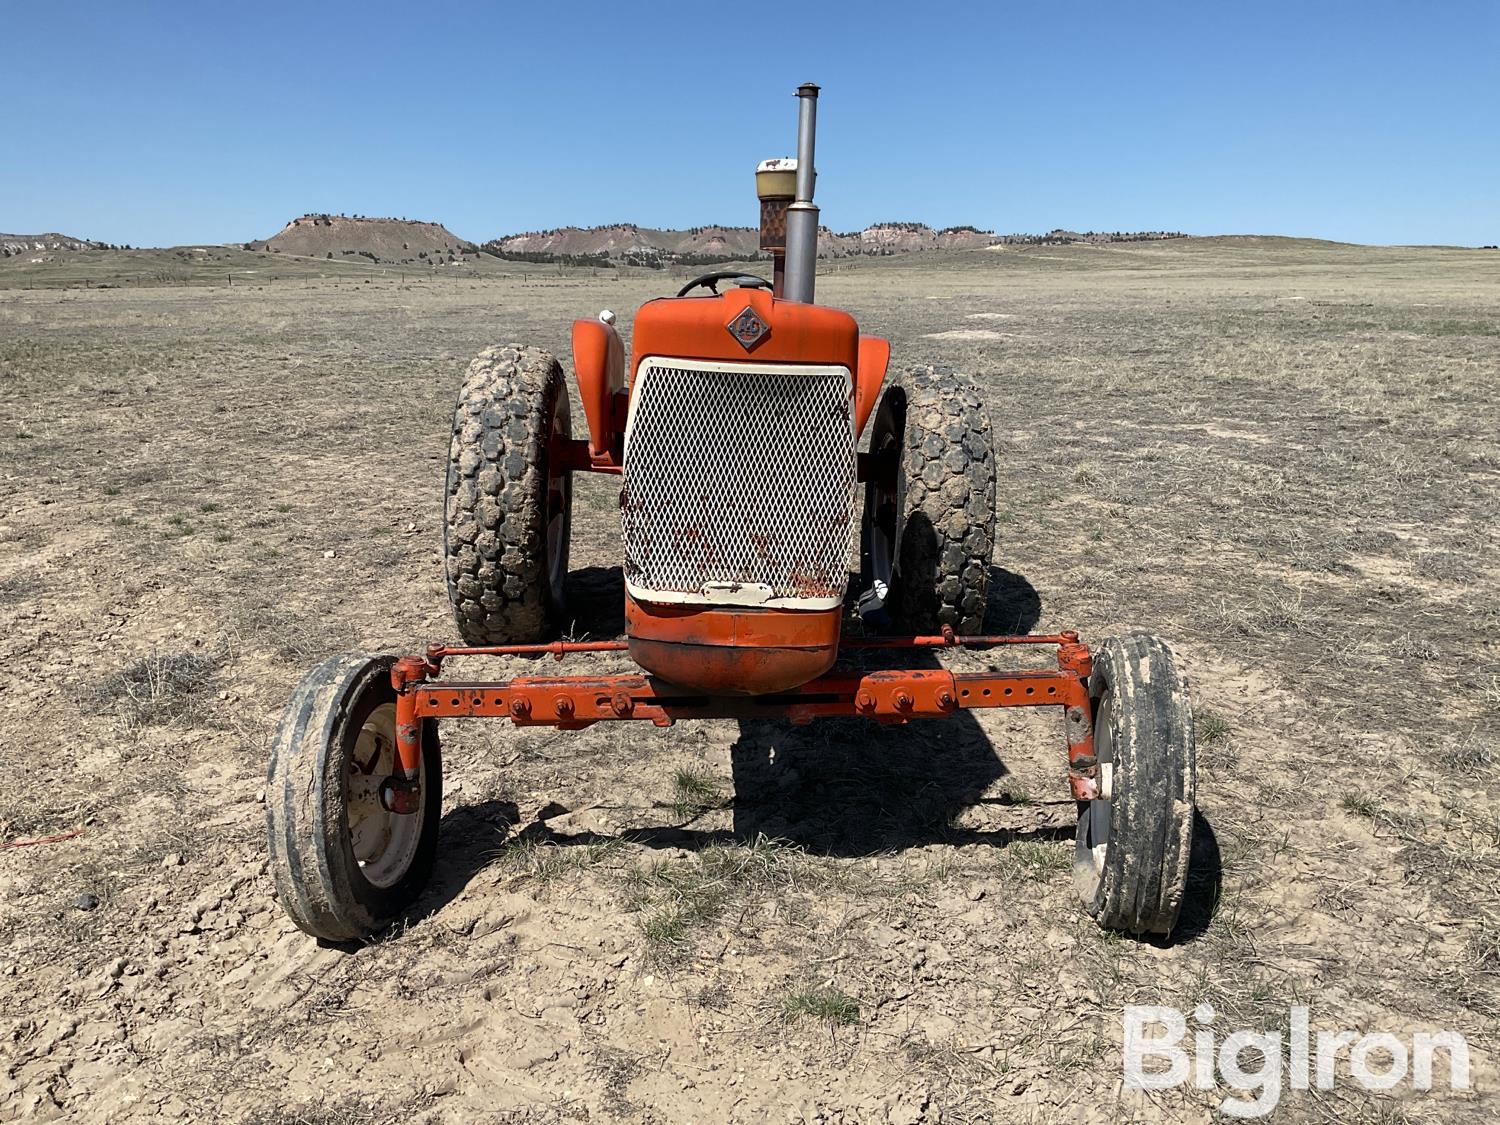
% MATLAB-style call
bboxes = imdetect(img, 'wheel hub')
[345,702,426,889]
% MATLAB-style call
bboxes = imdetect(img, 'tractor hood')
[629,286,859,378]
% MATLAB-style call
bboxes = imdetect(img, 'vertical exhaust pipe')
[783,83,820,304]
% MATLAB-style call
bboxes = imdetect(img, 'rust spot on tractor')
[786,567,837,598]
[1069,774,1099,802]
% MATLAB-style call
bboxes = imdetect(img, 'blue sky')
[2,1,1495,247]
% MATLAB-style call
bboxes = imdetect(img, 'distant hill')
[487,222,999,264]
[996,229,1187,246]
[249,215,477,265]
[484,222,1183,265]
[1,232,104,256]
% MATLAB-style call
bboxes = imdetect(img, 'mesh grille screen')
[622,361,857,602]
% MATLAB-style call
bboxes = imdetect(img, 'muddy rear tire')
[444,345,573,645]
[859,366,995,633]
[266,654,442,942]
[1074,633,1196,937]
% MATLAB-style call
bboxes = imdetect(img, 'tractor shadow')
[1173,810,1222,944]
[714,563,1049,856]
[561,561,1042,643]
[563,565,627,638]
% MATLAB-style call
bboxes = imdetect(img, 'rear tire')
[859,366,995,633]
[444,345,573,645]
[266,654,442,942]
[1073,633,1196,937]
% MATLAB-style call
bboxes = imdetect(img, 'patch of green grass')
[1439,737,1493,773]
[668,767,723,820]
[995,840,1070,884]
[273,502,293,513]
[498,837,620,883]
[1197,712,1231,745]
[624,837,801,960]
[992,778,1032,805]
[212,531,234,544]
[102,484,121,497]
[197,501,221,514]
[1341,793,1379,818]
[1338,794,1425,841]
[638,885,728,952]
[781,985,860,1025]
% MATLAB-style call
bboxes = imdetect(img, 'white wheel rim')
[545,394,571,609]
[345,703,425,889]
[1080,696,1114,878]
[867,431,900,588]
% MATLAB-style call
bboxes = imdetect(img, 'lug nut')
[509,696,531,719]
[936,690,955,712]
[855,689,876,712]
[893,690,914,711]
[554,694,575,719]
[611,692,633,717]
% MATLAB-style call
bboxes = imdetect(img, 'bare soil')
[1,238,1496,1123]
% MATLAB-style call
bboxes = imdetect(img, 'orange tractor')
[266,85,1196,943]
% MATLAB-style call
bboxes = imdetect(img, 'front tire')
[1074,633,1196,937]
[859,366,996,633]
[444,345,573,645]
[266,654,442,942]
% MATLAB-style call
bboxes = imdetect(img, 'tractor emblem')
[727,306,769,350]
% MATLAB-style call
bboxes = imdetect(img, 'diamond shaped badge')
[727,306,769,351]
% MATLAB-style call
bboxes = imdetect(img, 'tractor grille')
[622,358,857,606]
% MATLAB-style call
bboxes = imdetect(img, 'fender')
[571,317,627,467]
[855,334,890,437]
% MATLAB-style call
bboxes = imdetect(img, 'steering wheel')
[676,270,773,298]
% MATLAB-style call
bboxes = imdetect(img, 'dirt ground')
[1,239,1496,1123]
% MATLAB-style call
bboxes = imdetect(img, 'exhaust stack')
[783,83,820,304]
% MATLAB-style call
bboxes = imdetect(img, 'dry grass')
[85,646,226,728]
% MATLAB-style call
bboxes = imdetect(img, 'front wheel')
[859,366,996,634]
[444,345,573,644]
[266,654,442,942]
[1074,633,1196,937]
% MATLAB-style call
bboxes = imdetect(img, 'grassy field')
[0,237,1495,1123]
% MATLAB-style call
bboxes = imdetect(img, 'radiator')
[621,357,857,610]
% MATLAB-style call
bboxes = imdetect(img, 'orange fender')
[571,317,626,465]
[855,334,890,437]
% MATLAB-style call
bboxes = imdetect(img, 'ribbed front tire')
[266,654,442,942]
[1073,633,1196,937]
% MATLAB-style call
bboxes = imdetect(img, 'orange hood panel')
[630,288,859,377]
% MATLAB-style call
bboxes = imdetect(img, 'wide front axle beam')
[389,632,1101,801]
